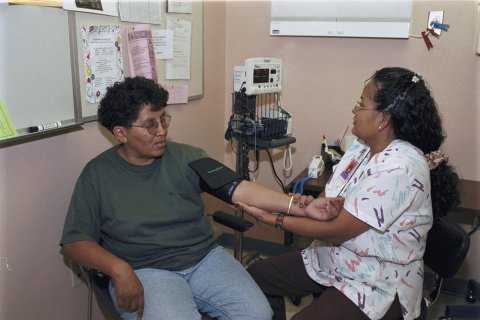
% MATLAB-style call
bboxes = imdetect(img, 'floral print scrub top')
[302,139,433,320]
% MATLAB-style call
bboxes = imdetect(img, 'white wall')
[224,0,480,277]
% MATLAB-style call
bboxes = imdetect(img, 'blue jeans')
[109,246,273,320]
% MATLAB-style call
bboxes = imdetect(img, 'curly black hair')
[98,77,169,132]
[372,67,459,217]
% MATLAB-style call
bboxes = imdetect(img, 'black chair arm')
[81,267,123,320]
[212,211,254,233]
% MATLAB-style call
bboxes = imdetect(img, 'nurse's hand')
[235,202,276,225]
[111,263,144,319]
[304,197,344,221]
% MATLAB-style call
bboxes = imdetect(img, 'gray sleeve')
[60,165,101,246]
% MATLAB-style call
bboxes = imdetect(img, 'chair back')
[423,217,470,279]
[88,270,123,320]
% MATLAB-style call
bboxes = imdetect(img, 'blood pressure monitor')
[233,57,282,95]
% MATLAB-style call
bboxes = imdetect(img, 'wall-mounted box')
[270,0,412,39]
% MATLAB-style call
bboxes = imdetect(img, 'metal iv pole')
[233,136,250,263]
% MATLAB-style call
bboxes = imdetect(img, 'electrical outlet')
[0,257,12,271]
[427,10,444,35]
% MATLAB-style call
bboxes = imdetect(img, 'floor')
[284,288,480,320]
[219,236,480,320]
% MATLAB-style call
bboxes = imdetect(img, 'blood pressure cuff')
[189,157,243,204]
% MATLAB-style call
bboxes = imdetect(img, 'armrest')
[86,268,111,289]
[81,267,122,319]
[212,211,253,233]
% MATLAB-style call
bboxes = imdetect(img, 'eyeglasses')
[352,101,378,113]
[130,114,172,135]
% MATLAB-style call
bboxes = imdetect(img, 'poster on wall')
[81,25,124,103]
[121,24,158,82]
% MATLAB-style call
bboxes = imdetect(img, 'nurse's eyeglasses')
[352,101,378,113]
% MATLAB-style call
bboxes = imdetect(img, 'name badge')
[340,158,359,180]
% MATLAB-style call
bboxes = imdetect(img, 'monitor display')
[253,68,269,83]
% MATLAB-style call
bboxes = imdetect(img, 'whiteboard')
[75,1,204,121]
[0,4,81,135]
[270,0,412,38]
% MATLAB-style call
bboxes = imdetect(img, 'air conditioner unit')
[270,0,412,39]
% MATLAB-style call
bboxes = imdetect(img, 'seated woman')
[233,67,459,320]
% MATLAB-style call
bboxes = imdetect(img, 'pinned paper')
[152,28,173,59]
[119,0,162,24]
[0,100,17,140]
[82,25,124,103]
[165,17,191,80]
[122,24,158,82]
[167,0,192,14]
[165,84,189,104]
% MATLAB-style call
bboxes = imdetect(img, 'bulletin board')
[75,1,204,121]
[0,4,82,145]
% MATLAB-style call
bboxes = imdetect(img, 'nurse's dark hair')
[372,67,459,217]
[98,77,169,131]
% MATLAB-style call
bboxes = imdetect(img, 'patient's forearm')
[63,240,130,280]
[232,180,305,216]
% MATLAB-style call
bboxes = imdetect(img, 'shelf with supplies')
[230,133,296,150]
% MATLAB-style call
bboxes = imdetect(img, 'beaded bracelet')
[275,213,285,229]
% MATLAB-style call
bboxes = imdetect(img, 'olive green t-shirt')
[61,141,216,271]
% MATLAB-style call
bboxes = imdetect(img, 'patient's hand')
[305,197,344,221]
[111,262,144,319]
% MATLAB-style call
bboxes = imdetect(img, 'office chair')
[381,216,471,320]
[85,269,121,320]
[83,211,253,320]
[421,217,475,320]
